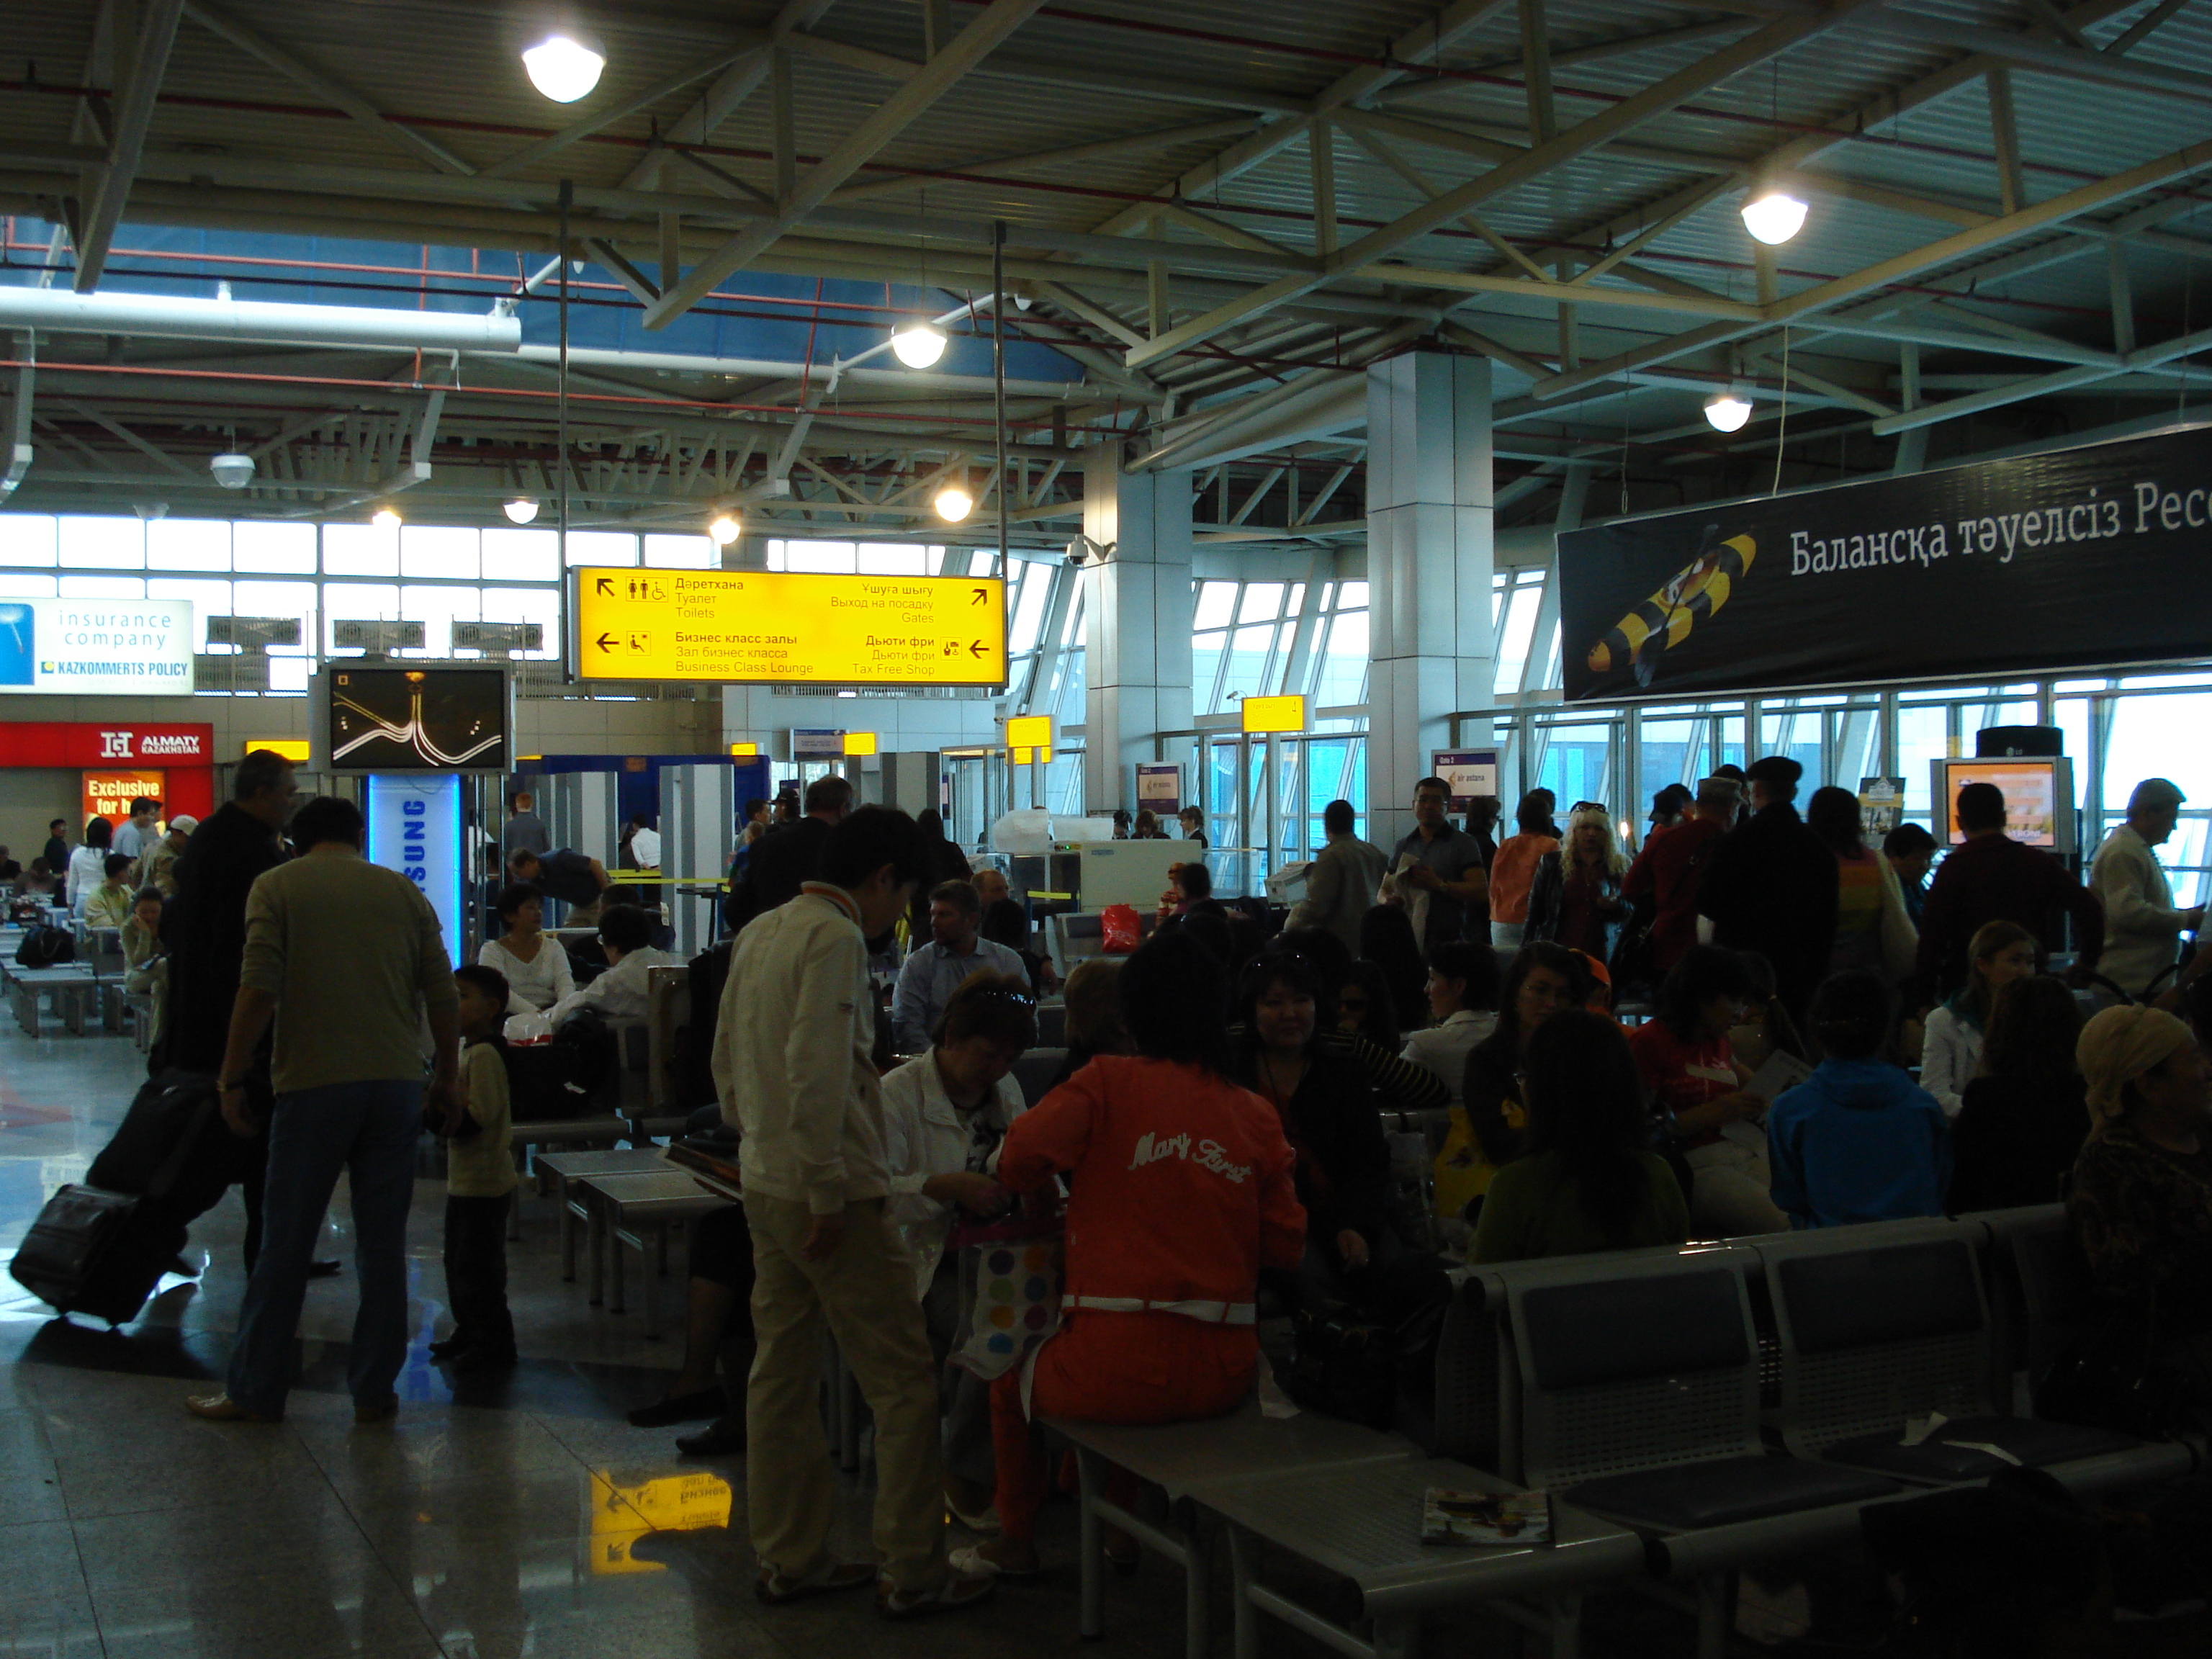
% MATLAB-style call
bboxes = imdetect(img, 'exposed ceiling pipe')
[0,286,521,352]
[500,343,1109,400]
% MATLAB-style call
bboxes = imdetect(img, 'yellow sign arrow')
[571,567,1007,688]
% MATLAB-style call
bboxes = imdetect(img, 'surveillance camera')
[208,451,256,489]
[1065,535,1112,567]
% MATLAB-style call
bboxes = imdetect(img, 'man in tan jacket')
[1287,797,1388,955]
[714,806,994,1619]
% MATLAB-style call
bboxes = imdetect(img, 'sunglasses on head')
[966,985,1035,1008]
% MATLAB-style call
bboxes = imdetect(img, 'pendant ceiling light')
[372,506,403,529]
[1740,188,1808,246]
[934,482,974,523]
[522,34,605,103]
[1703,391,1754,433]
[708,514,742,545]
[891,320,948,368]
[503,497,540,524]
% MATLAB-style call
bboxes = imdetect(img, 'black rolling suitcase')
[9,1071,232,1326]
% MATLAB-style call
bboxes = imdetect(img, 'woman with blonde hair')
[2067,1003,2212,1424]
[1918,919,2037,1118]
[1522,802,1629,964]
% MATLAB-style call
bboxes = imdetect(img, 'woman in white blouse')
[66,817,112,913]
[880,970,1035,1530]
[478,882,575,1015]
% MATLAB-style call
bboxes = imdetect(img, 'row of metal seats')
[1047,1205,2199,1659]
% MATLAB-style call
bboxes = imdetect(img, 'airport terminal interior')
[8,1,2212,1655]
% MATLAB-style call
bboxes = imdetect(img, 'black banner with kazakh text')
[1556,423,2212,703]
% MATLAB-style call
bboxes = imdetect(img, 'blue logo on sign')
[0,604,32,685]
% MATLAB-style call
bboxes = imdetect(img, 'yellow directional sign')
[570,568,1007,687]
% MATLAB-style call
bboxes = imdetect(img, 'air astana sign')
[1557,422,2212,703]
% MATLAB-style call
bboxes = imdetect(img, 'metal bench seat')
[1563,1452,1896,1532]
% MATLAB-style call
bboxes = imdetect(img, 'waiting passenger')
[66,816,112,912]
[123,887,168,1051]
[1437,942,1588,1223]
[1697,755,1839,1025]
[1622,775,1739,979]
[1156,858,1215,924]
[83,853,137,931]
[956,932,1305,1580]
[112,796,161,861]
[1884,821,1939,929]
[1286,798,1388,957]
[894,880,1028,1052]
[1727,950,1808,1075]
[433,964,517,1373]
[1485,793,1560,948]
[1644,783,1693,842]
[40,817,69,876]
[1401,940,1501,1110]
[971,865,1012,909]
[2090,778,2204,1002]
[980,896,1054,994]
[1230,953,1398,1308]
[1632,945,1789,1236]
[1920,920,2038,1118]
[15,856,57,900]
[1916,781,2103,1001]
[1471,1010,1690,1264]
[1807,785,1917,984]
[1334,959,1402,1050]
[478,882,575,1015]
[2068,1004,2212,1427]
[543,904,682,1027]
[506,842,608,927]
[1948,975,2088,1213]
[1382,777,1488,953]
[881,971,1035,1529]
[1523,802,1629,963]
[1768,970,1951,1230]
[1356,903,1429,1039]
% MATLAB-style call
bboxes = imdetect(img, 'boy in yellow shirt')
[434,964,518,1372]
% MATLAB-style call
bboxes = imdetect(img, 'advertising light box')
[0,598,194,695]
[570,568,1007,688]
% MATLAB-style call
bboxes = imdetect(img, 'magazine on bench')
[1420,1488,1552,1546]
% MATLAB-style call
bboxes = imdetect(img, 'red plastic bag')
[1100,903,1142,955]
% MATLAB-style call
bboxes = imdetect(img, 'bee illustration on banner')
[1585,525,1757,687]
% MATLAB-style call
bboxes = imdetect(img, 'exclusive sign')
[1557,423,2212,703]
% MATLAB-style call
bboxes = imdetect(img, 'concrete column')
[1365,351,1495,845]
[1082,452,1195,814]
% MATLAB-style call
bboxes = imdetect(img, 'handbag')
[2033,1282,2191,1441]
[950,1213,1064,1380]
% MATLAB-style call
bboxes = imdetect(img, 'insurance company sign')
[0,597,194,695]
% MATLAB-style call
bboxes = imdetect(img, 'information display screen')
[318,665,511,773]
[570,568,1007,688]
[1933,757,2075,852]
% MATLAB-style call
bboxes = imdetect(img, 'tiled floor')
[0,1015,1893,1659]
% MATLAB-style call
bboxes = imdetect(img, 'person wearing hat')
[136,813,197,896]
[1696,755,1839,1024]
[1623,776,1740,979]
[2089,778,2205,1001]
[2069,1003,2212,1422]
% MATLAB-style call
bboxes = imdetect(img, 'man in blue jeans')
[186,794,462,1425]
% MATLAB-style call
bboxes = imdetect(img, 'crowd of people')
[117,743,2211,1619]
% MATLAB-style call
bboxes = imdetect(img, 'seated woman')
[83,853,136,931]
[881,971,1035,1528]
[956,931,1305,1578]
[1335,959,1402,1051]
[1229,953,1398,1309]
[1047,956,1131,1091]
[1920,920,2038,1118]
[1437,943,1588,1226]
[980,896,1056,994]
[1357,904,1429,1043]
[1472,1009,1690,1264]
[1401,940,1501,1110]
[478,882,575,1015]
[2069,1004,2212,1427]
[122,886,168,1053]
[1948,974,2089,1213]
[1629,945,1789,1237]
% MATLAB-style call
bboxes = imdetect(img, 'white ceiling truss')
[0,0,2207,538]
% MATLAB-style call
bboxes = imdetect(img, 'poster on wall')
[365,773,464,968]
[1135,764,1181,814]
[1858,777,1906,839]
[0,598,194,695]
[83,771,165,831]
[1557,423,2212,703]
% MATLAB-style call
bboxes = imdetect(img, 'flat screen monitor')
[1932,756,2076,853]
[314,664,512,774]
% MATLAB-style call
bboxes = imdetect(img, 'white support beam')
[1310,121,1338,259]
[641,0,1048,329]
[1986,67,2025,216]
[1519,0,1557,145]
[1125,0,1877,369]
[76,0,185,291]
[614,0,841,192]
[0,333,32,501]
[2109,238,2136,355]
[1859,11,2212,103]
[181,0,478,176]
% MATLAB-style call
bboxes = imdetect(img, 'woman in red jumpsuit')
[956,930,1307,1576]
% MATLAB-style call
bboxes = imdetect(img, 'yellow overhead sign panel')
[1005,715,1051,748]
[571,568,1007,687]
[1241,694,1308,734]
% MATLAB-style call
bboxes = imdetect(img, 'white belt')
[1064,1295,1256,1326]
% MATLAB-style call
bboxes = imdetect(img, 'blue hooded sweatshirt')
[1767,1058,1952,1229]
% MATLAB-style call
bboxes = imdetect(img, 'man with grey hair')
[2090,777,2204,999]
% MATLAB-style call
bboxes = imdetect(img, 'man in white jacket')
[711,806,994,1619]
[2091,777,2205,999]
